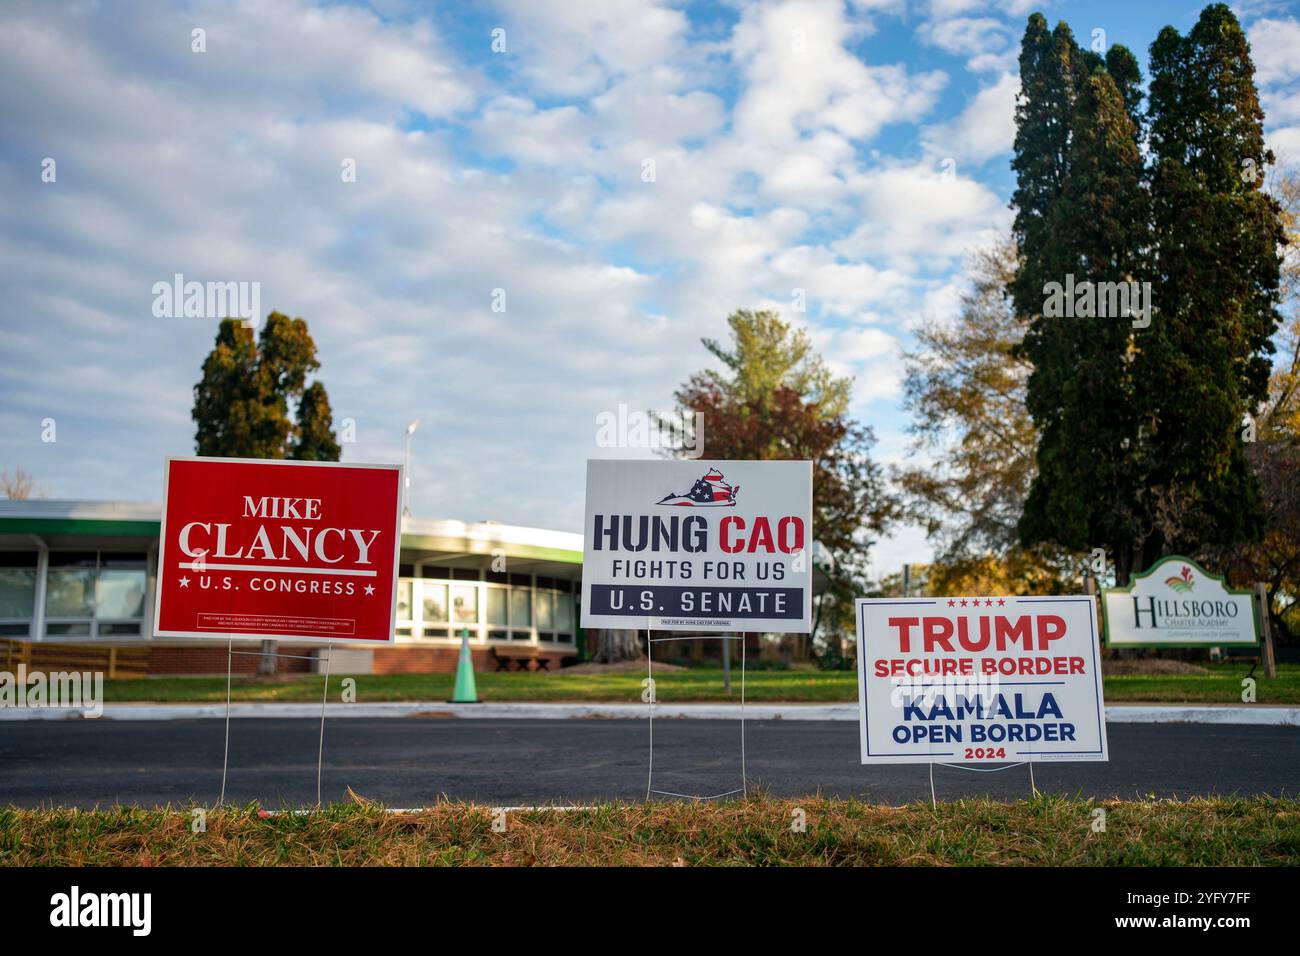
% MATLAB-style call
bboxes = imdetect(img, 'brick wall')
[372,645,571,674]
[142,643,571,674]
[146,645,316,675]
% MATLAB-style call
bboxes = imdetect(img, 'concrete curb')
[1,701,1297,725]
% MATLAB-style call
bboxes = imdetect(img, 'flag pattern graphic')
[656,468,739,507]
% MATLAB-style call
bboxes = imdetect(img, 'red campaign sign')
[154,457,403,643]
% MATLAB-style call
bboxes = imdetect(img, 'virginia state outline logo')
[656,468,739,507]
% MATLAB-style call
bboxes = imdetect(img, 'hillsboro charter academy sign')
[1101,555,1259,648]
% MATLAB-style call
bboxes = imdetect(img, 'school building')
[0,499,586,676]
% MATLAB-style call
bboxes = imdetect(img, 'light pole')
[403,419,419,518]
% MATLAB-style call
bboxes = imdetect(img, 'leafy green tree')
[1010,5,1284,586]
[1017,34,1148,583]
[293,382,342,461]
[192,313,339,461]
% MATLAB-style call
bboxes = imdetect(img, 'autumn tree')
[1,467,37,500]
[900,239,1074,595]
[666,309,897,663]
[1212,169,1300,642]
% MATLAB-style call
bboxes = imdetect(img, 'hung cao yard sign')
[1100,555,1259,648]
[153,457,403,643]
[581,459,813,632]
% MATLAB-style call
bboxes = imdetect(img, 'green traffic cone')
[451,628,478,703]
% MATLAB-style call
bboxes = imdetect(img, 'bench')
[490,645,551,672]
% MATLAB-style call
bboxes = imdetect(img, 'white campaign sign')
[1101,556,1258,647]
[581,459,813,632]
[855,596,1108,764]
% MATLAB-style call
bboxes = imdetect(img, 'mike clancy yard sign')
[581,459,813,632]
[154,457,402,643]
[1101,555,1259,647]
[855,596,1108,764]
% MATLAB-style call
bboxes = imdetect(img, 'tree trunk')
[600,629,643,663]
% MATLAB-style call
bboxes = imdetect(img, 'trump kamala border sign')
[855,596,1108,764]
[581,459,813,632]
[154,457,402,643]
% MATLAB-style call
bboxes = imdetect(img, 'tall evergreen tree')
[1012,15,1148,582]
[292,381,342,461]
[1136,4,1284,566]
[192,313,340,461]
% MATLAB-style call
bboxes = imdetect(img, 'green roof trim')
[398,533,582,564]
[0,517,162,537]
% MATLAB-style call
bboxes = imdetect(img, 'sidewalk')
[2,701,1297,725]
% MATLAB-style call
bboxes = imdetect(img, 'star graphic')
[364,584,375,596]
[997,598,1006,606]
[947,599,956,607]
[985,599,994,607]
[179,576,190,588]
[959,599,968,607]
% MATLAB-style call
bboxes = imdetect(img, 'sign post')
[154,457,403,805]
[855,595,1108,800]
[1255,583,1278,680]
[582,459,812,801]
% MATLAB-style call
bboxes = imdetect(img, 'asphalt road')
[1,718,1297,807]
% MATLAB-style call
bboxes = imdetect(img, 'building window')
[0,551,38,637]
[451,584,478,625]
[44,551,147,639]
[397,580,413,621]
[45,552,97,619]
[486,586,507,626]
[509,587,531,628]
[536,590,554,631]
[393,574,576,644]
[422,583,448,624]
[96,554,147,619]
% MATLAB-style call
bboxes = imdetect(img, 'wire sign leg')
[316,644,332,806]
[646,634,746,803]
[219,637,233,807]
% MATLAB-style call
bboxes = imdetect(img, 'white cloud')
[730,0,947,149]
[1248,17,1300,86]
[835,162,1010,267]
[920,71,1019,164]
[0,0,1024,572]
[916,16,1010,59]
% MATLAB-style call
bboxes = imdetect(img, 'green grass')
[2,796,1296,866]
[100,662,1300,705]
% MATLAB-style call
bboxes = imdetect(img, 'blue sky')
[1,0,1298,577]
